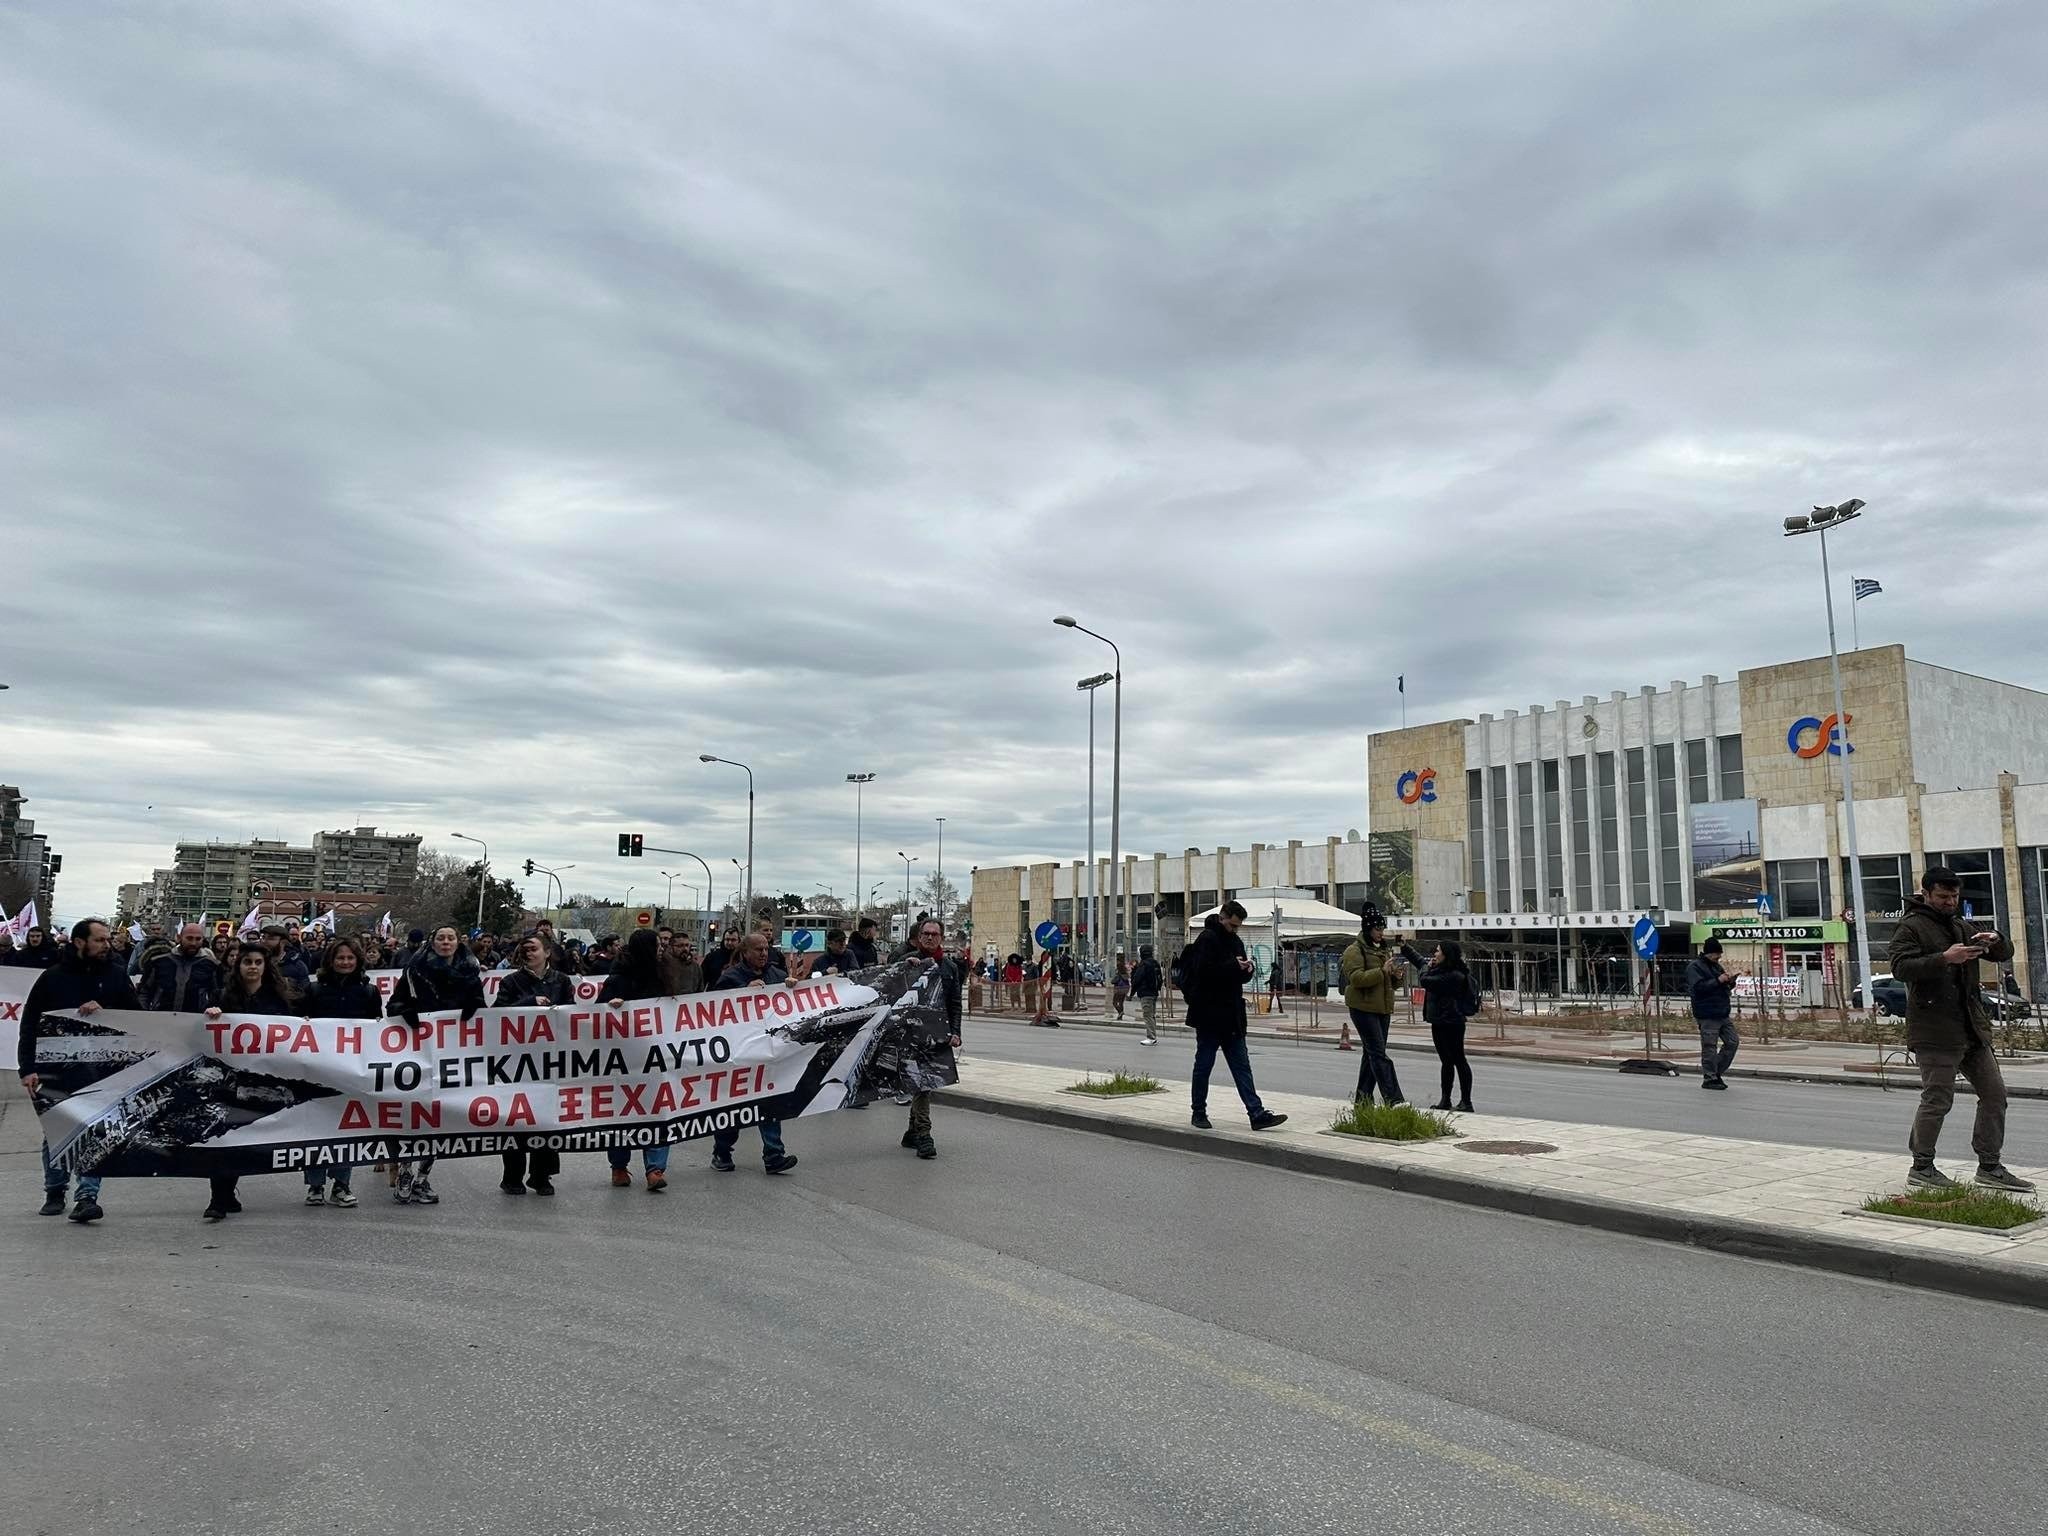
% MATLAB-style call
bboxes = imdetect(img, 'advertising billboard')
[1687,799,1763,908]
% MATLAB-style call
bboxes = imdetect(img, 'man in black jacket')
[1890,867,2033,1192]
[1182,904,1287,1132]
[896,917,964,1159]
[17,919,141,1222]
[139,922,220,1014]
[707,931,798,1175]
[847,917,881,969]
[1684,939,1742,1091]
[1131,945,1164,1045]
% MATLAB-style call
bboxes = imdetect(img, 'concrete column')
[1581,696,1603,909]
[1701,675,1723,803]
[1476,715,1496,912]
[1642,685,1665,906]
[1610,690,1633,907]
[1249,842,1265,888]
[1215,847,1229,900]
[1287,838,1302,889]
[2000,772,2030,986]
[1502,711,1523,912]
[1905,784,1926,892]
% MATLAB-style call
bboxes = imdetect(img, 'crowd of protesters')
[15,910,962,1225]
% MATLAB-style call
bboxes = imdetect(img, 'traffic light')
[523,859,535,877]
[618,833,644,857]
[302,900,316,920]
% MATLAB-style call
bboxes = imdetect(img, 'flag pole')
[1851,584,1860,653]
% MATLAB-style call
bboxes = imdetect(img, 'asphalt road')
[964,1016,2048,1168]
[5,1101,2044,1536]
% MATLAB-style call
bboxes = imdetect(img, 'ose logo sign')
[1787,714,1854,759]
[1395,768,1438,804]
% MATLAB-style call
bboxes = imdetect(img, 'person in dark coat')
[1684,939,1742,1091]
[138,922,221,1015]
[1405,940,1478,1112]
[18,920,141,1223]
[15,926,59,968]
[298,938,384,1207]
[384,926,487,1206]
[894,916,964,1159]
[599,929,677,1191]
[1182,903,1286,1132]
[200,944,303,1221]
[495,935,578,1195]
[847,918,881,970]
[708,930,798,1176]
[1130,945,1164,1045]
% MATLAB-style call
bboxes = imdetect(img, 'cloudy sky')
[7,1,2046,921]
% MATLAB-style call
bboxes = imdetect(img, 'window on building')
[1466,770,1485,903]
[1927,851,2003,928]
[1053,898,1074,927]
[1685,739,1710,807]
[1596,753,1620,904]
[1192,890,1217,914]
[1857,854,1909,955]
[1769,859,1828,919]
[1654,743,1683,910]
[1717,734,1745,801]
[1335,882,1372,917]
[1489,766,1510,912]
[1542,759,1564,905]
[1626,748,1651,907]
[1515,762,1537,912]
[1569,757,1593,909]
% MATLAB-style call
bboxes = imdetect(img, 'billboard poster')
[1687,799,1763,908]
[1366,831,1415,914]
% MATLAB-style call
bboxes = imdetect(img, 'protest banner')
[21,958,956,1179]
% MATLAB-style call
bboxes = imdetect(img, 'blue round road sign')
[789,928,817,952]
[1631,916,1660,960]
[1033,920,1065,951]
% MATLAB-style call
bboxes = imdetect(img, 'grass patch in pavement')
[1068,1069,1163,1097]
[1862,1185,2044,1230]
[1329,1101,1458,1141]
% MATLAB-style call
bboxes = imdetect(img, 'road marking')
[929,1257,1701,1536]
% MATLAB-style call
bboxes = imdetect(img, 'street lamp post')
[1076,671,1112,959]
[1057,617,1121,956]
[700,755,754,931]
[659,870,680,911]
[898,852,918,928]
[935,817,946,926]
[1784,500,1876,1013]
[531,862,574,926]
[450,832,488,934]
[846,773,875,917]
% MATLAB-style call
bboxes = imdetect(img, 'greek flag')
[1852,577,1882,601]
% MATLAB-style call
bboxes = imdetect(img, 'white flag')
[15,901,40,940]
[237,905,263,939]
[379,910,393,940]
[129,921,147,944]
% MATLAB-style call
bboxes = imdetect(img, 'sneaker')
[1249,1111,1289,1132]
[1906,1163,1959,1190]
[763,1152,799,1175]
[645,1168,668,1193]
[222,1196,243,1214]
[1701,1077,1727,1091]
[1337,1042,1355,1052]
[610,1167,632,1188]
[326,1187,358,1208]
[68,1198,104,1224]
[306,1185,330,1206]
[710,1149,735,1173]
[1191,1113,1213,1130]
[202,1204,227,1222]
[393,1170,416,1204]
[528,1179,554,1196]
[500,1178,525,1194]
[39,1192,66,1216]
[900,1130,920,1150]
[915,1137,937,1161]
[1976,1165,2039,1194]
[410,1178,439,1205]
[1138,1037,1155,1046]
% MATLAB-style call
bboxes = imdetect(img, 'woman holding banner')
[496,935,576,1195]
[600,929,674,1192]
[201,944,303,1222]
[385,926,487,1207]
[298,939,382,1208]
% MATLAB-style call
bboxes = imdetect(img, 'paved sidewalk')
[946,1058,2048,1310]
[970,1001,2048,1096]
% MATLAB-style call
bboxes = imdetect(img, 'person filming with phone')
[1889,866,2034,1193]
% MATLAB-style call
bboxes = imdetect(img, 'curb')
[942,1086,2048,1313]
[966,1012,2046,1099]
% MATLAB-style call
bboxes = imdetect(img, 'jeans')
[1140,995,1159,1042]
[1192,1034,1266,1120]
[41,1142,101,1202]
[1697,1017,1739,1081]
[1347,1010,1404,1104]
[303,1164,354,1191]
[607,1145,670,1174]
[1431,1022,1473,1105]
[713,1120,787,1161]
[1912,1041,2008,1167]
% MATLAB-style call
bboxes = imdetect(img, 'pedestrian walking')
[495,935,577,1195]
[1685,939,1743,1090]
[202,943,302,1221]
[385,926,487,1206]
[1111,953,1131,1018]
[1130,945,1164,1044]
[1182,903,1287,1132]
[599,929,678,1191]
[1411,940,1479,1112]
[896,917,963,1160]
[1890,867,2035,1192]
[17,919,139,1224]
[708,930,799,1175]
[1338,910,1407,1106]
[1002,954,1024,1009]
[298,938,382,1207]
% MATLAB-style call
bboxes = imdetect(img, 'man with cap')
[1685,938,1743,1090]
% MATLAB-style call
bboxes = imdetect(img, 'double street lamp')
[898,852,919,925]
[1057,616,1122,958]
[1783,499,1875,1011]
[847,772,875,916]
[450,832,488,933]
[699,755,755,931]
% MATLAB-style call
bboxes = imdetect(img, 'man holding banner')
[17,919,140,1222]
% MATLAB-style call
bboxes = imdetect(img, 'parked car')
[1850,974,1907,1017]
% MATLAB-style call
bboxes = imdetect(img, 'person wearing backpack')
[1130,946,1164,1044]
[1411,939,1479,1112]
